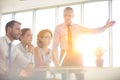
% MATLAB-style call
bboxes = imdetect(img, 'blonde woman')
[34,29,58,68]
[17,28,34,63]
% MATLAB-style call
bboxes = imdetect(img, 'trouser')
[61,51,84,80]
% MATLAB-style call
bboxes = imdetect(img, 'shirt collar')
[64,23,73,27]
[5,36,12,44]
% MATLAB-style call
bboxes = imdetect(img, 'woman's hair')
[37,29,52,48]
[19,28,31,41]
[21,28,31,36]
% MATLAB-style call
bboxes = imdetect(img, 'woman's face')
[40,32,52,46]
[20,30,33,44]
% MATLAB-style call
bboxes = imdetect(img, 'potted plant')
[94,47,104,67]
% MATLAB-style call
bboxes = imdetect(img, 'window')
[1,0,119,67]
[83,1,109,67]
[15,11,33,29]
[113,0,120,67]
[13,11,33,44]
[1,14,12,36]
[35,8,55,46]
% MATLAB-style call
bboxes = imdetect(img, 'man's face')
[10,23,21,40]
[64,10,74,25]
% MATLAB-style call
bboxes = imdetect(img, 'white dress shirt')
[52,22,106,55]
[0,36,31,75]
[17,43,34,63]
[52,23,83,54]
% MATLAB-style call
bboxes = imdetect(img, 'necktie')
[61,25,73,66]
[8,43,12,70]
[68,25,73,51]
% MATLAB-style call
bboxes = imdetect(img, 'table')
[35,67,120,80]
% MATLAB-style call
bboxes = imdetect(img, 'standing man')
[52,7,115,80]
[0,20,34,80]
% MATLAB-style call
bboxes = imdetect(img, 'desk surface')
[35,66,120,73]
[35,67,120,80]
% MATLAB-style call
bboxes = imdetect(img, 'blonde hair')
[37,29,52,48]
[19,28,31,41]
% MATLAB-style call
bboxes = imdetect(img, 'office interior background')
[0,0,120,67]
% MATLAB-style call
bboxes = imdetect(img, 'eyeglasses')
[42,36,52,39]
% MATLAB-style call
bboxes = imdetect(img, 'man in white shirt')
[52,7,115,80]
[0,20,34,80]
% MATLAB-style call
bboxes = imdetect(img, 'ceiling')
[0,0,94,13]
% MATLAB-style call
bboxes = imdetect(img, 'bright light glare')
[74,35,102,66]
[50,61,55,67]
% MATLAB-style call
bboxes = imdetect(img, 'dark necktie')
[8,43,12,70]
[68,25,73,51]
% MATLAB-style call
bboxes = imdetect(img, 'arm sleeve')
[80,25,106,34]
[52,26,60,55]
[14,48,31,69]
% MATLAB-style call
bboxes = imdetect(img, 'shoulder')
[56,23,64,27]
[72,23,80,27]
[34,47,40,54]
[34,47,41,58]
[54,23,65,33]
[0,36,5,41]
[55,23,64,29]
[0,36,6,45]
[16,43,26,54]
[16,43,21,48]
[35,47,39,51]
[72,24,83,30]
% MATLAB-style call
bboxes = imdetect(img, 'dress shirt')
[52,23,83,54]
[17,43,34,63]
[0,36,31,75]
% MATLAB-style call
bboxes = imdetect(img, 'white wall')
[1,0,96,13]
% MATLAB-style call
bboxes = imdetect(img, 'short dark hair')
[5,20,21,33]
[64,7,73,13]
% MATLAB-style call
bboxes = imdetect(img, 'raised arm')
[81,19,115,34]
